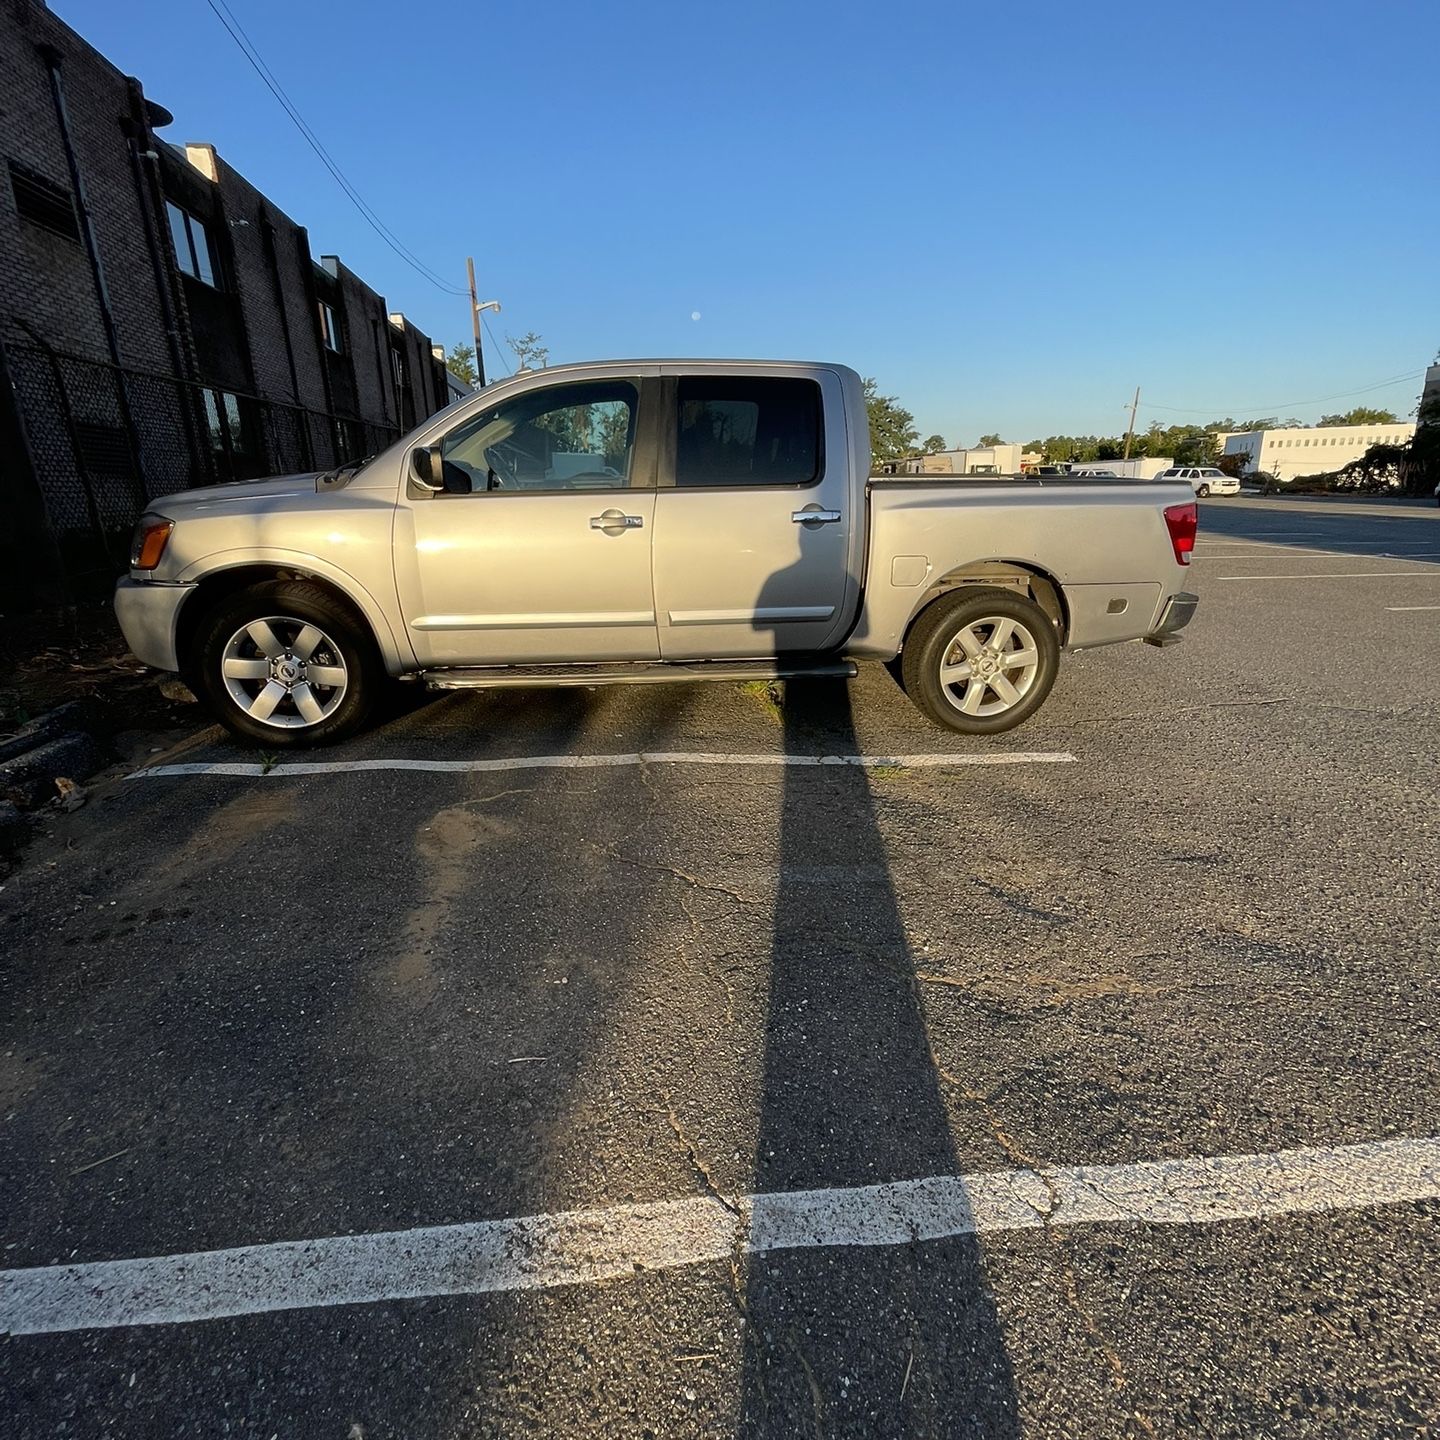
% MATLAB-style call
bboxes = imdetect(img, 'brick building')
[0,0,461,607]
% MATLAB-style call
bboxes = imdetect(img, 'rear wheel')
[193,580,381,746]
[901,588,1060,735]
[1196,483,1210,497]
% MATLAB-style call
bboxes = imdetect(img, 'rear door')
[651,368,855,659]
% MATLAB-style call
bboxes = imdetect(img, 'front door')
[651,370,856,659]
[394,376,659,666]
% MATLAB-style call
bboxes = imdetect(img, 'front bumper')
[114,577,194,672]
[1143,591,1199,648]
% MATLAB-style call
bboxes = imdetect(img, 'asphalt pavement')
[3,495,1438,1437]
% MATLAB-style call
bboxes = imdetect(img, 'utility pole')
[466,256,485,388]
[1122,386,1141,460]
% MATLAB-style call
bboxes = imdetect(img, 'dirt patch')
[0,601,190,737]
[141,787,300,894]
[379,800,522,1008]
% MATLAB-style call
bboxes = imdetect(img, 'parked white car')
[1158,466,1240,498]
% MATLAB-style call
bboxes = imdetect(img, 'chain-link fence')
[3,331,400,602]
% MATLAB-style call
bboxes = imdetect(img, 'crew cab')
[115,360,1199,746]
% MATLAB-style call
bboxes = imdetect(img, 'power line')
[203,0,468,298]
[1140,370,1423,418]
[481,313,512,376]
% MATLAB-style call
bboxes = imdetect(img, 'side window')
[674,377,821,487]
[318,300,343,354]
[440,379,638,493]
[166,201,218,286]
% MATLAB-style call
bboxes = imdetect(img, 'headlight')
[130,514,174,571]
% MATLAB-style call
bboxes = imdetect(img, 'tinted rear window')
[674,377,821,487]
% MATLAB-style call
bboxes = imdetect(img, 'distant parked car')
[1158,466,1240,498]
[1071,467,1119,478]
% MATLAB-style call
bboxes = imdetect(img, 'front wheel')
[192,580,382,746]
[1196,484,1210,497]
[900,588,1060,735]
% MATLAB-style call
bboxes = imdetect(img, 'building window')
[9,161,81,241]
[201,388,261,479]
[166,201,217,286]
[318,300,342,353]
[332,416,365,463]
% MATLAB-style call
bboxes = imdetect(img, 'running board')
[422,659,857,691]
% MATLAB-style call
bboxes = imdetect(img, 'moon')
[690,310,701,322]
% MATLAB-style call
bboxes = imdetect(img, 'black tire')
[1197,484,1210,497]
[900,587,1060,736]
[192,579,382,747]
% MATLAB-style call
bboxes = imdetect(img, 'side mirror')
[410,444,445,494]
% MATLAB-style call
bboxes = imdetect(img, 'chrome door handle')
[792,507,842,524]
[590,509,644,532]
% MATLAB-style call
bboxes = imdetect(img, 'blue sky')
[60,0,1440,445]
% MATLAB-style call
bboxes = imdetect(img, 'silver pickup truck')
[115,359,1198,746]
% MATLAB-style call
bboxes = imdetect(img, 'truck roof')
[486,358,849,376]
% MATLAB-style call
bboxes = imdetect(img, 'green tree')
[1319,406,1397,427]
[863,378,919,466]
[1404,386,1440,495]
[923,434,947,453]
[507,331,549,371]
[445,343,478,389]
[977,433,1004,447]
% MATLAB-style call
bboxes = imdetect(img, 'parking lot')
[2,494,1438,1437]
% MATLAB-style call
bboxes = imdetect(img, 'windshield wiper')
[316,455,374,487]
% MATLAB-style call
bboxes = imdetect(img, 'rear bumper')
[1143,591,1199,648]
[114,577,193,672]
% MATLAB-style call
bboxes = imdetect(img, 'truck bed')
[847,476,1195,658]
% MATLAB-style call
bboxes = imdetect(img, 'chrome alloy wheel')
[219,616,349,729]
[938,615,1042,718]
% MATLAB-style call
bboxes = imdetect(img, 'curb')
[0,700,110,854]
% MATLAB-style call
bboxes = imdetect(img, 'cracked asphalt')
[3,496,1439,1437]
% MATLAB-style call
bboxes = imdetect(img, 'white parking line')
[1194,549,1440,561]
[1192,551,1338,560]
[1216,571,1440,582]
[1200,531,1328,539]
[1386,605,1440,612]
[129,751,1078,781]
[4,1132,1436,1337]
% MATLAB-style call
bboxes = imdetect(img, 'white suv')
[1159,466,1240,497]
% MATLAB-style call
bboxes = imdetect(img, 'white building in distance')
[1222,421,1415,482]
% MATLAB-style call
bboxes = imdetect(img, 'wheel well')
[176,566,374,673]
[903,562,1069,648]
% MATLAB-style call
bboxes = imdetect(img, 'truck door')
[393,376,660,666]
[651,370,856,659]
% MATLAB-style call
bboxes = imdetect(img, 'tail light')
[1163,502,1197,565]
